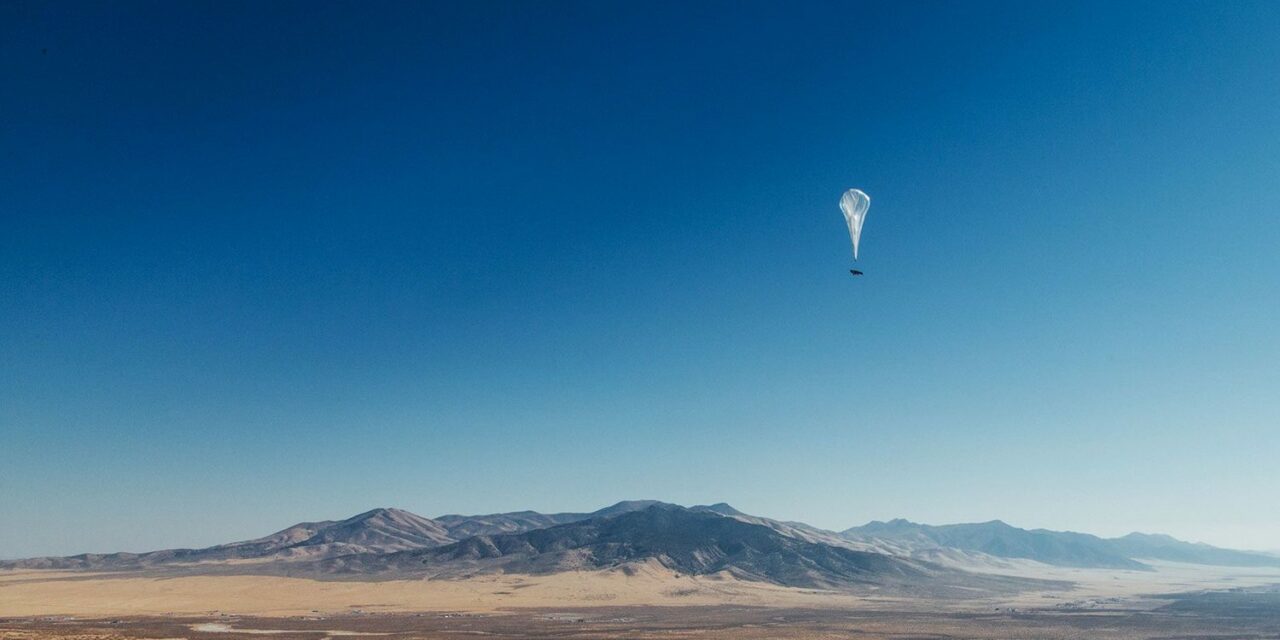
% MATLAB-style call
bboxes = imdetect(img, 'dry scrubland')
[0,561,851,617]
[2,561,1278,617]
[3,562,1279,638]
[4,598,1280,640]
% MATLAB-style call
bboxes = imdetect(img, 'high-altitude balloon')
[840,188,871,260]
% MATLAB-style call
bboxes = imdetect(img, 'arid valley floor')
[4,563,1279,639]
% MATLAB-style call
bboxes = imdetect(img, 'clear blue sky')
[3,1,1278,558]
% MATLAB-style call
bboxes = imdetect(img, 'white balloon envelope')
[840,188,871,260]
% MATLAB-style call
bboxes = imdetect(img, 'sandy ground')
[2,560,1278,618]
[0,561,877,617]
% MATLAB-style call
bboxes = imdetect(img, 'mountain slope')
[689,503,864,550]
[435,501,861,555]
[3,503,671,571]
[434,500,671,539]
[3,507,452,570]
[316,505,1051,596]
[293,508,453,551]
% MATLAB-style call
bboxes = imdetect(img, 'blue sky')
[2,1,1278,558]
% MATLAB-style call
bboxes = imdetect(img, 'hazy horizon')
[3,0,1278,560]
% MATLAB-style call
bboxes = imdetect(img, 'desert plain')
[4,561,1279,639]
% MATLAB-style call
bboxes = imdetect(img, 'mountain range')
[5,501,1276,594]
[839,518,1280,570]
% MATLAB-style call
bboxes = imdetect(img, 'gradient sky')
[3,0,1279,559]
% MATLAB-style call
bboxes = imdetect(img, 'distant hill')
[842,519,1280,570]
[1110,532,1280,567]
[842,518,1147,570]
